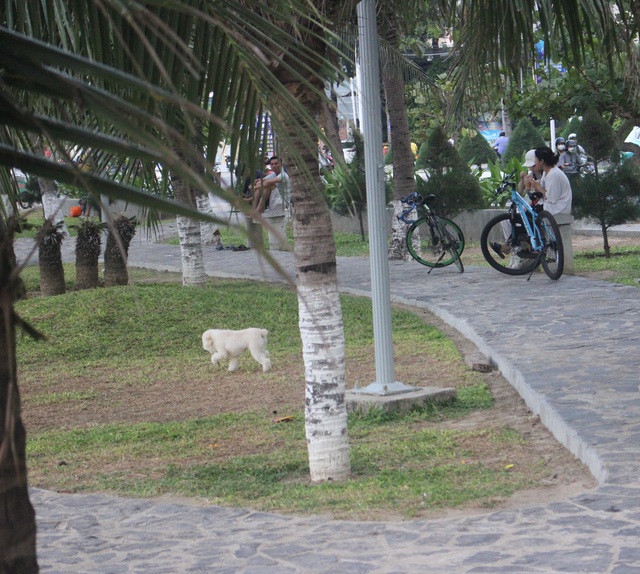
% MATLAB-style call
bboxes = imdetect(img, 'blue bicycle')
[480,172,564,280]
[398,192,465,273]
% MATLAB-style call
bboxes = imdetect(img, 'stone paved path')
[14,226,640,573]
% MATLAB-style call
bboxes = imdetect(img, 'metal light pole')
[355,0,411,395]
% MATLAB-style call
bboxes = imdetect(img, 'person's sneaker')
[490,242,506,259]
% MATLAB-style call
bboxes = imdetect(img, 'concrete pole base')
[346,387,456,415]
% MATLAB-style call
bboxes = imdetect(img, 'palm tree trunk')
[380,9,415,261]
[37,220,66,296]
[197,192,216,246]
[104,215,136,287]
[602,223,611,258]
[292,155,351,481]
[75,221,103,290]
[275,50,351,481]
[171,176,207,286]
[318,83,343,163]
[0,220,39,573]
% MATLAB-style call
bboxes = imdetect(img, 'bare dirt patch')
[571,233,639,252]
[22,300,597,520]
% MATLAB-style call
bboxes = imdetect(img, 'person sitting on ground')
[252,155,290,215]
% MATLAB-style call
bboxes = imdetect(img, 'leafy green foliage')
[458,132,498,167]
[415,126,483,217]
[322,130,366,217]
[572,162,640,256]
[416,126,465,173]
[473,155,528,208]
[577,108,617,164]
[322,130,392,240]
[502,118,546,166]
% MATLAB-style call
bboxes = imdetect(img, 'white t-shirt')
[540,167,572,215]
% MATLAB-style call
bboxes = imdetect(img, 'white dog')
[202,328,271,372]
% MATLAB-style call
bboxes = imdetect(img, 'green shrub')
[502,118,546,166]
[458,132,498,168]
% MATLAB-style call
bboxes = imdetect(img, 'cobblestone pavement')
[14,225,640,573]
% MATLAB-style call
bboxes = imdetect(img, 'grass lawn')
[14,265,593,520]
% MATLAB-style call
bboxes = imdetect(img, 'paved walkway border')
[13,227,640,573]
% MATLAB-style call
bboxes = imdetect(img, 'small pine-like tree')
[417,125,483,217]
[577,108,617,165]
[415,141,428,170]
[563,117,582,140]
[418,126,466,174]
[502,118,546,165]
[572,161,640,257]
[458,132,498,167]
[572,109,640,257]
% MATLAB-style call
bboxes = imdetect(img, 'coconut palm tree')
[2,1,633,569]
[1,3,359,567]
[0,221,39,573]
[379,5,419,260]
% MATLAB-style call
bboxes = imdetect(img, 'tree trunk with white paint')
[380,7,414,260]
[287,106,351,482]
[39,178,69,237]
[197,193,215,245]
[171,176,206,286]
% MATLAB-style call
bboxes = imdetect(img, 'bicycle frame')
[482,171,564,280]
[398,192,465,272]
[500,177,544,252]
[509,191,544,251]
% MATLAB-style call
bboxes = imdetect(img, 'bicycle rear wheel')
[480,213,538,276]
[538,210,564,280]
[406,216,464,268]
[437,216,465,273]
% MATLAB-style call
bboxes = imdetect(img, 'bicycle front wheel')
[538,210,564,280]
[480,213,538,276]
[406,216,464,268]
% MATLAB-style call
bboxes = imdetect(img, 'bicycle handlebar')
[495,171,518,195]
[398,192,425,223]
[400,192,422,204]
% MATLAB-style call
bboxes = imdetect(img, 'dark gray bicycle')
[398,192,465,273]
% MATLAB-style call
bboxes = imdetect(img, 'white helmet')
[568,133,577,140]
